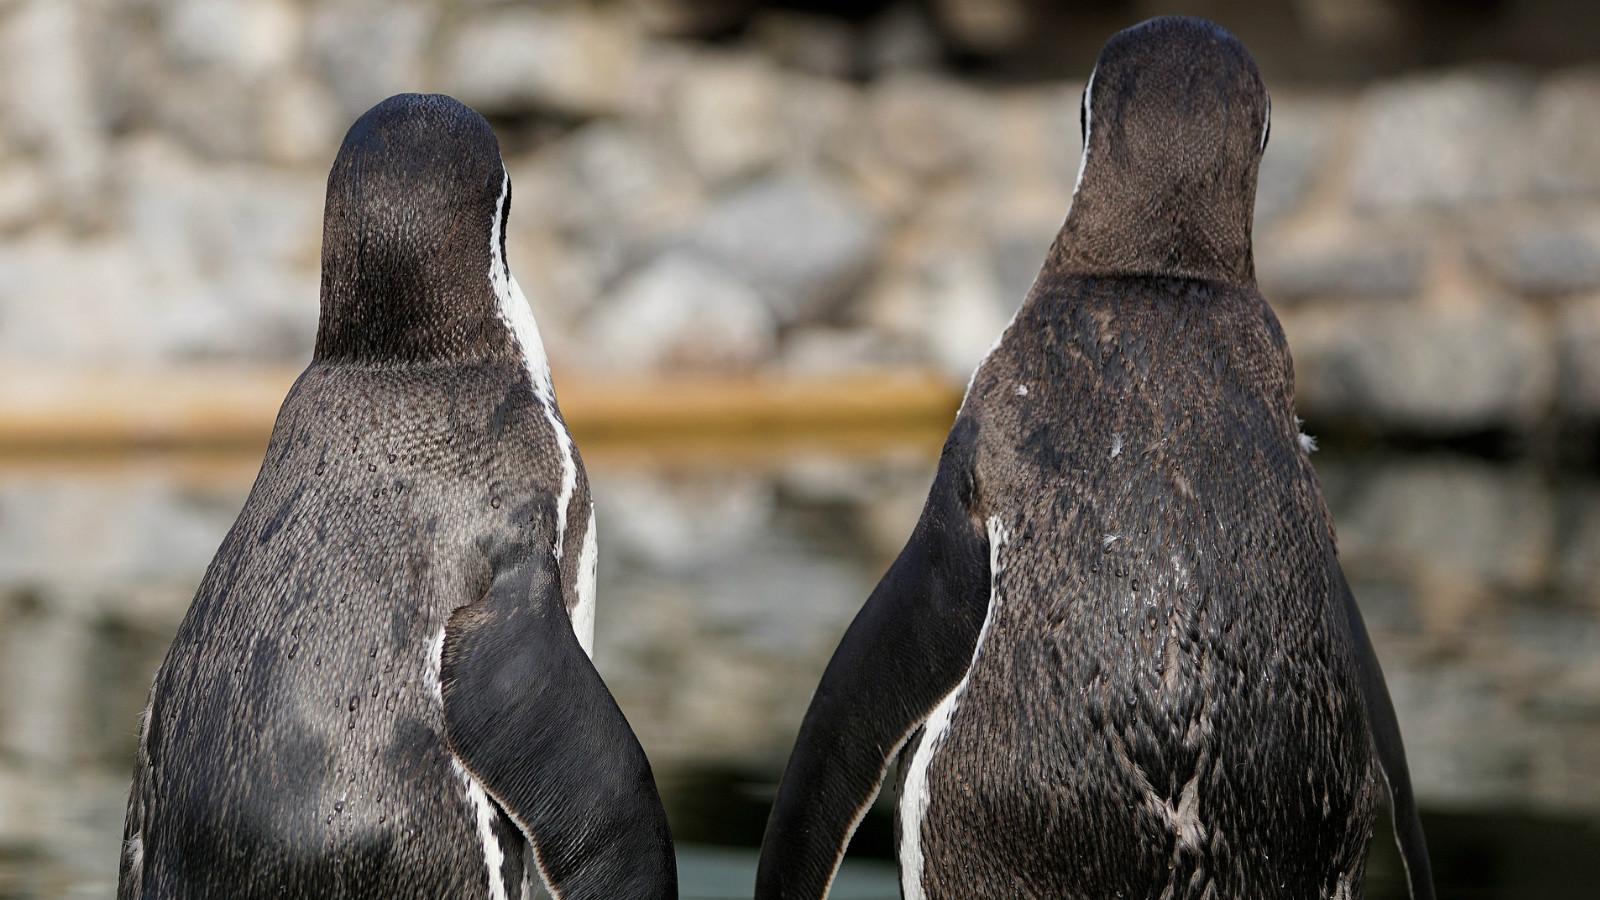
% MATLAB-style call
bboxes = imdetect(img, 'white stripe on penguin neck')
[489,171,553,403]
[489,170,579,563]
[1071,67,1097,198]
[1260,91,1272,152]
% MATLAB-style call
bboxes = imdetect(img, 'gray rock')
[864,2,942,74]
[1258,229,1427,301]
[560,122,701,224]
[150,0,309,162]
[584,253,776,373]
[867,243,1013,382]
[774,456,923,512]
[1555,294,1600,420]
[0,235,164,364]
[111,138,322,360]
[260,73,342,165]
[0,474,243,600]
[0,0,107,222]
[1553,481,1600,598]
[930,0,1030,53]
[441,8,641,117]
[590,467,894,767]
[671,54,782,184]
[307,1,432,119]
[594,471,773,575]
[1347,71,1534,213]
[689,172,881,325]
[987,228,1052,308]
[771,73,863,172]
[0,159,45,232]
[778,327,916,376]
[631,0,754,37]
[159,0,300,77]
[149,72,273,162]
[970,84,1080,247]
[1328,458,1554,591]
[751,12,858,80]
[119,138,322,275]
[1476,217,1600,296]
[1378,661,1536,809]
[868,75,979,180]
[548,121,705,291]
[1529,70,1600,198]
[1255,95,1339,227]
[1289,300,1554,433]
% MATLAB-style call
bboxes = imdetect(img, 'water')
[0,442,1596,898]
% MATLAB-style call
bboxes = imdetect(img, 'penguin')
[756,18,1434,900]
[117,94,676,900]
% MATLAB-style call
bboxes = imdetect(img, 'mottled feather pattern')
[124,362,573,898]
[914,275,1378,898]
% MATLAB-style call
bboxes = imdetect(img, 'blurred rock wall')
[4,0,1600,436]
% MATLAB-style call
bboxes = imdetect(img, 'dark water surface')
[0,443,1595,898]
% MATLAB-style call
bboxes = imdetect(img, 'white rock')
[1529,71,1600,197]
[864,2,942,74]
[585,254,775,373]
[547,122,705,293]
[0,159,45,231]
[161,0,301,77]
[261,74,342,165]
[690,172,881,325]
[1329,457,1554,590]
[930,0,1030,52]
[308,2,432,119]
[0,0,105,218]
[0,234,169,364]
[772,73,863,170]
[879,245,1013,382]
[0,475,244,594]
[1556,293,1600,420]
[593,471,773,574]
[441,9,641,117]
[779,326,912,376]
[560,121,703,232]
[1288,299,1555,433]
[752,12,858,80]
[868,75,978,179]
[117,138,322,274]
[920,252,1013,381]
[673,54,782,184]
[1255,95,1340,227]
[1347,72,1533,213]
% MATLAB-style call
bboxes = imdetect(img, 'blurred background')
[2,0,1599,897]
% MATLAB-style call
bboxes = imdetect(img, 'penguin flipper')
[756,418,991,899]
[441,542,676,900]
[1335,565,1436,900]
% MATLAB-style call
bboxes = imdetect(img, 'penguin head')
[314,93,524,363]
[1052,17,1269,287]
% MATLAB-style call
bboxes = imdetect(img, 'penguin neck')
[312,256,520,366]
[311,159,535,371]
[1045,178,1258,288]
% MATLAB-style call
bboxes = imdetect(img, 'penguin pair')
[757,16,1436,900]
[119,15,1435,900]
